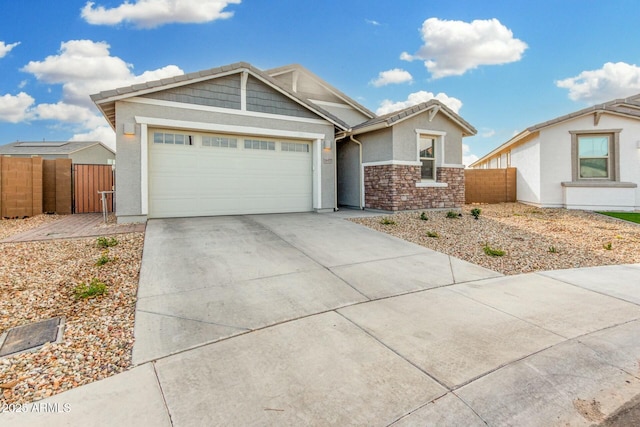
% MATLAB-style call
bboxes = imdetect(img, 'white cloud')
[22,40,183,108]
[81,0,241,28]
[556,62,640,104]
[0,41,20,58]
[370,68,413,87]
[69,125,116,151]
[20,39,184,147]
[0,92,35,123]
[462,143,479,167]
[401,18,527,79]
[481,128,496,138]
[365,19,381,26]
[376,90,462,115]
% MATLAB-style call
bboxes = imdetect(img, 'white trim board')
[127,97,331,126]
[362,160,422,167]
[135,116,327,140]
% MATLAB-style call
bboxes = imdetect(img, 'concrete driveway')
[2,212,640,426]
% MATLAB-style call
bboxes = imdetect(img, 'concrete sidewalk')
[1,213,639,426]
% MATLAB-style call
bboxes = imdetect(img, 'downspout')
[349,135,364,210]
[334,137,339,211]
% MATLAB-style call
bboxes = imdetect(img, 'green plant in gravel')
[420,212,428,221]
[603,242,613,250]
[95,250,115,266]
[483,243,505,257]
[470,208,482,220]
[96,236,118,248]
[446,210,461,219]
[74,278,107,300]
[380,217,396,225]
[548,246,558,253]
[426,231,439,238]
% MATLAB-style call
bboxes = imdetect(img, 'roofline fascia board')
[266,65,376,118]
[92,67,245,105]
[469,130,537,167]
[353,104,476,136]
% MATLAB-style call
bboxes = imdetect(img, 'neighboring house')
[0,141,115,165]
[470,95,640,211]
[91,62,476,223]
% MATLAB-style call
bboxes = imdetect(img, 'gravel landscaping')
[0,216,144,405]
[350,203,640,275]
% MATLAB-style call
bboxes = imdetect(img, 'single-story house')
[0,141,115,164]
[91,62,476,223]
[470,95,640,211]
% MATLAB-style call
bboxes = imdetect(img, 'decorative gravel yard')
[0,217,143,405]
[350,203,640,276]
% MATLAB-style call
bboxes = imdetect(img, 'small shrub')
[96,236,118,248]
[380,217,396,225]
[446,210,461,219]
[95,250,116,266]
[603,242,613,250]
[420,212,429,221]
[426,231,439,238]
[548,246,558,253]
[74,278,107,300]
[470,208,482,220]
[483,244,505,257]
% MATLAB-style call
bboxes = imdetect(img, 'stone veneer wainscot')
[364,165,464,211]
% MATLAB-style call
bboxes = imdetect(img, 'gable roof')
[349,100,477,136]
[469,93,640,167]
[91,62,351,131]
[266,64,376,120]
[0,141,114,156]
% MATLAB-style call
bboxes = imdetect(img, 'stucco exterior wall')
[69,144,115,165]
[357,128,393,163]
[510,137,541,205]
[538,114,640,209]
[114,99,336,221]
[391,112,464,164]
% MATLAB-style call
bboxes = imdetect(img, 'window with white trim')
[153,132,193,146]
[244,139,275,151]
[202,136,237,148]
[418,135,436,180]
[281,142,309,153]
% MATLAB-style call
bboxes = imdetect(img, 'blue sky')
[2,0,640,164]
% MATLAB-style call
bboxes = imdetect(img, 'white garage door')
[148,129,313,218]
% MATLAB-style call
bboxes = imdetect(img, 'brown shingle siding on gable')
[143,75,241,109]
[246,76,318,119]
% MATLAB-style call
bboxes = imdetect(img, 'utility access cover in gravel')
[0,317,63,357]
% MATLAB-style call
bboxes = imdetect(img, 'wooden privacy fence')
[72,164,114,214]
[0,157,72,218]
[0,156,114,218]
[465,167,517,204]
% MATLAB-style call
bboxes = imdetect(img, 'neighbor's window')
[153,132,193,146]
[419,135,436,180]
[578,135,610,179]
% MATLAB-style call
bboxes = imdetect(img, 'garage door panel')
[149,134,313,218]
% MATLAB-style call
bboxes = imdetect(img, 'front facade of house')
[471,96,640,211]
[92,62,476,222]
